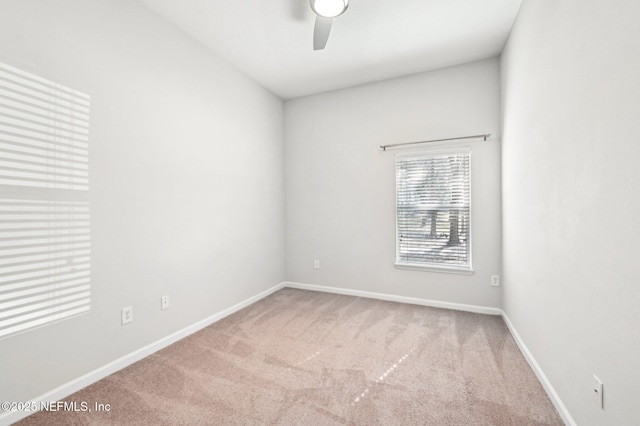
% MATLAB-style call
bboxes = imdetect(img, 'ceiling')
[137,0,522,99]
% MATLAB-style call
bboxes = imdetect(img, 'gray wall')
[285,58,502,308]
[501,0,640,424]
[0,0,284,404]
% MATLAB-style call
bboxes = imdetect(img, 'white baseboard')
[0,282,285,426]
[501,312,576,426]
[283,281,503,315]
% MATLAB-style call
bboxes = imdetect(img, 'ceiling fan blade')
[313,16,333,50]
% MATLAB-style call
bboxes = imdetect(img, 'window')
[395,148,471,272]
[0,62,91,338]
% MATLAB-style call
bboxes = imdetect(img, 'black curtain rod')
[380,134,491,151]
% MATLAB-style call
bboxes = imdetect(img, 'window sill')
[394,262,474,275]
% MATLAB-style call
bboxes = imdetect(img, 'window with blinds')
[0,62,91,339]
[395,149,471,271]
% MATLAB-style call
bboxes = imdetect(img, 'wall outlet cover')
[593,375,603,409]
[121,306,133,325]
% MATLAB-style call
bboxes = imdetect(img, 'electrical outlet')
[161,295,170,310]
[593,375,603,409]
[314,260,320,269]
[121,306,133,325]
[491,275,500,287]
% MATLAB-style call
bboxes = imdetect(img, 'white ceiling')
[137,0,522,99]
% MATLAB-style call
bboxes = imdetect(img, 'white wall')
[0,0,284,405]
[501,0,640,424]
[285,59,502,308]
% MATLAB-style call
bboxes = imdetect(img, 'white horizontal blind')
[0,62,89,191]
[396,151,471,270]
[0,62,90,339]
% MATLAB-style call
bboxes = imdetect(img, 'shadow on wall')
[0,61,92,339]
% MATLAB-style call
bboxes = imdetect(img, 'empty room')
[0,0,638,425]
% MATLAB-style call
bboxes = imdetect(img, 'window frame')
[394,146,473,274]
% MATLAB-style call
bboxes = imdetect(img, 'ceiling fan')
[310,0,349,50]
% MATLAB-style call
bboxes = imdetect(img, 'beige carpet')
[17,288,563,425]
